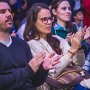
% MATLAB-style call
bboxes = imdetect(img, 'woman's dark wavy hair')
[24,3,62,54]
[51,0,75,33]
[24,3,49,41]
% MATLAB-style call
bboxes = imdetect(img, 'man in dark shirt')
[0,0,60,90]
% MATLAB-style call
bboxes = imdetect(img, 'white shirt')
[27,35,73,77]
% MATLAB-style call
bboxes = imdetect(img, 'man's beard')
[0,28,10,34]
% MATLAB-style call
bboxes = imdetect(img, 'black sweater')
[0,37,48,90]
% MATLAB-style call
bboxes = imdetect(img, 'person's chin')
[65,19,70,22]
[7,27,12,30]
[46,31,51,34]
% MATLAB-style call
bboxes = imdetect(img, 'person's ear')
[52,9,57,15]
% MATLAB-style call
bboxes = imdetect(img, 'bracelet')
[68,50,75,55]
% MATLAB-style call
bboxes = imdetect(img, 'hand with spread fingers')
[28,52,46,73]
[42,52,61,70]
[77,26,90,40]
[70,29,83,54]
[70,26,90,54]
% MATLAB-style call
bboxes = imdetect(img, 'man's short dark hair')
[0,0,10,5]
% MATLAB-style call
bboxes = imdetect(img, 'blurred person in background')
[51,0,76,39]
[82,0,90,27]
[72,8,83,33]
[74,0,81,10]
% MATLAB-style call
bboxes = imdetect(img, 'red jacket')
[83,0,90,27]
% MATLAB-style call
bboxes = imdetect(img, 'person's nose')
[6,10,12,18]
[66,8,71,14]
[47,19,52,24]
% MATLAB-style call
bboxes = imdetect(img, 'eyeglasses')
[37,16,54,24]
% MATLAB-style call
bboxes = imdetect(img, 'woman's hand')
[70,29,83,53]
[68,26,90,56]
[84,26,90,39]
[77,26,90,40]
[28,52,46,73]
[42,52,61,70]
[28,52,61,72]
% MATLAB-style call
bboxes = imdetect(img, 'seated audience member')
[72,9,83,33]
[51,0,76,39]
[51,0,85,67]
[24,2,90,90]
[0,1,60,90]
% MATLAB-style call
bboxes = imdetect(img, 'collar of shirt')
[53,23,68,31]
[0,36,12,47]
